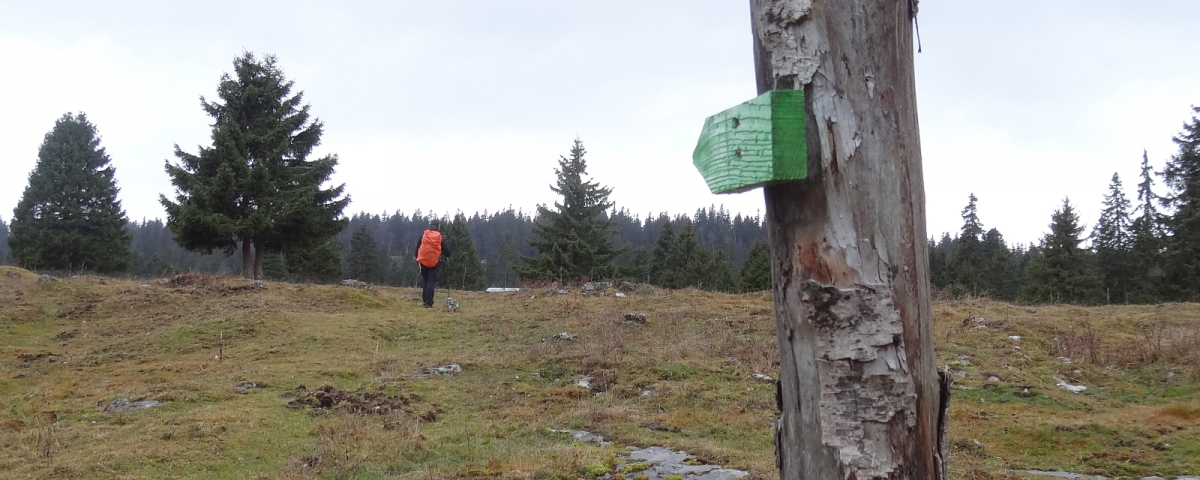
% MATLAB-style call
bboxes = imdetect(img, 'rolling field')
[1,266,1198,479]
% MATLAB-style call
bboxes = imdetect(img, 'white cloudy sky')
[1,1,1197,245]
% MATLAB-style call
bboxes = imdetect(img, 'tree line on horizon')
[0,52,771,293]
[6,51,1200,304]
[930,132,1200,304]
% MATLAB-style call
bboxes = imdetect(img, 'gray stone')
[624,446,748,480]
[416,363,462,378]
[235,382,260,394]
[38,274,55,283]
[6,270,20,279]
[1009,470,1108,479]
[103,397,165,413]
[339,279,369,288]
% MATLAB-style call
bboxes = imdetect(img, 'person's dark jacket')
[414,229,452,264]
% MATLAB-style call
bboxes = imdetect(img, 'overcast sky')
[2,1,1198,245]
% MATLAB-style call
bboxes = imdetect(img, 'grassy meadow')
[1,265,1198,479]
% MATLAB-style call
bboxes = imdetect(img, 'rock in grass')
[618,312,647,325]
[38,274,55,283]
[443,297,459,311]
[416,364,462,378]
[103,398,165,413]
[235,382,262,394]
[543,332,578,342]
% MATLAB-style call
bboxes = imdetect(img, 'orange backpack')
[416,230,443,268]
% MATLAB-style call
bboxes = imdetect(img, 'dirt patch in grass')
[283,384,414,416]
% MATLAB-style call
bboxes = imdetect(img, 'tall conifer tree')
[1162,107,1200,299]
[1130,151,1167,302]
[0,216,9,265]
[346,225,386,283]
[518,139,618,281]
[950,194,986,296]
[162,52,348,280]
[9,113,132,272]
[706,249,739,293]
[1023,198,1103,304]
[672,221,710,289]
[1092,173,1134,303]
[980,228,1020,300]
[740,238,772,292]
[648,219,676,285]
[927,233,954,290]
[442,213,486,291]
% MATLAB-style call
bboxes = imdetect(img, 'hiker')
[414,219,452,308]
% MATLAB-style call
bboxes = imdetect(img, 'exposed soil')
[17,352,58,363]
[283,384,413,416]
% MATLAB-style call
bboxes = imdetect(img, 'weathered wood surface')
[692,90,807,194]
[750,0,949,478]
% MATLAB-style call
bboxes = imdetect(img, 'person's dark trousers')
[420,264,439,307]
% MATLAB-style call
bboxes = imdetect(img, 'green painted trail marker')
[692,89,806,194]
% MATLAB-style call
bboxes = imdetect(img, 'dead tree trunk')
[750,0,950,478]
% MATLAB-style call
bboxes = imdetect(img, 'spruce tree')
[648,219,676,285]
[949,194,986,296]
[1129,151,1166,302]
[442,213,486,291]
[980,228,1020,300]
[1023,198,1103,304]
[1162,107,1200,299]
[706,249,739,293]
[9,113,132,272]
[927,234,955,290]
[1092,173,1134,303]
[674,221,711,289]
[741,238,772,292]
[346,225,386,283]
[495,235,523,288]
[518,139,618,282]
[0,216,9,265]
[286,239,343,283]
[162,52,348,280]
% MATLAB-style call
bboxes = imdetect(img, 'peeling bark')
[752,0,944,478]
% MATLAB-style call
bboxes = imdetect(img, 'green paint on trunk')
[692,90,807,194]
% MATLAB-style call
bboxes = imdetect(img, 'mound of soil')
[283,384,411,415]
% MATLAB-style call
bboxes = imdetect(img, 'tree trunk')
[253,240,265,281]
[241,239,253,280]
[750,1,950,478]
